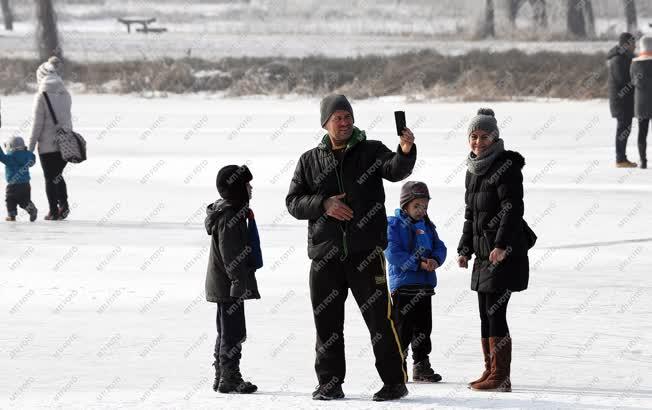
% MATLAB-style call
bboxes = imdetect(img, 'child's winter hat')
[467,108,499,140]
[400,181,430,209]
[5,136,26,152]
[320,94,354,127]
[36,56,64,84]
[216,164,252,205]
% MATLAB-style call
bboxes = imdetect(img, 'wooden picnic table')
[117,17,166,34]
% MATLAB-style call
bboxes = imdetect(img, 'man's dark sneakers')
[372,383,408,401]
[413,359,443,383]
[217,370,257,394]
[312,383,344,400]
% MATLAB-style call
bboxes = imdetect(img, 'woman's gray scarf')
[466,139,505,176]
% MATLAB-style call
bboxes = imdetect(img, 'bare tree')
[567,0,595,38]
[508,0,526,26]
[624,0,638,33]
[35,0,62,61]
[1,0,13,30]
[508,0,547,29]
[482,0,495,38]
[584,0,596,37]
[530,0,547,28]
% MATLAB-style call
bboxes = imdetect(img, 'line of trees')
[481,0,639,39]
[0,1,646,62]
[2,1,62,61]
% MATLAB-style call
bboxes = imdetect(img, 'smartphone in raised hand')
[394,111,406,136]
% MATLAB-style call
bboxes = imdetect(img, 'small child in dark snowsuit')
[205,164,262,394]
[385,181,447,383]
[0,136,38,222]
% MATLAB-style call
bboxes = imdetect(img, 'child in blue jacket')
[0,136,37,222]
[386,181,447,383]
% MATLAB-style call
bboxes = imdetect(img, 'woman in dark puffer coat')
[457,108,532,393]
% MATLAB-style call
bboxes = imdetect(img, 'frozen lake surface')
[0,95,651,409]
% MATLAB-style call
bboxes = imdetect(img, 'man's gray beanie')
[320,94,354,127]
[467,108,500,140]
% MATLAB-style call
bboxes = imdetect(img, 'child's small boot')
[25,202,38,222]
[413,358,442,383]
[5,215,16,222]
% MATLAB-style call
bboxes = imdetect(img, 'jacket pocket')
[310,218,337,245]
[483,229,497,251]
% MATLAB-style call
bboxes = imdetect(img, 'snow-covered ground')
[1,95,651,409]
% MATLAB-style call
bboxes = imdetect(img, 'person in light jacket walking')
[28,56,73,219]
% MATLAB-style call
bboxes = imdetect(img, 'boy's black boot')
[217,369,257,394]
[413,358,442,383]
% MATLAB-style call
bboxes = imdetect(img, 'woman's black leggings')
[478,291,511,338]
[39,152,68,213]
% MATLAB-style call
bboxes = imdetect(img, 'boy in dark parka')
[205,164,262,394]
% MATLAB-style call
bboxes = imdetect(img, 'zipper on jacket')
[332,149,349,259]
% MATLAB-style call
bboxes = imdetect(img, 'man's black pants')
[309,248,407,386]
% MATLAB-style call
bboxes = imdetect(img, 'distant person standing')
[607,32,637,168]
[630,35,652,169]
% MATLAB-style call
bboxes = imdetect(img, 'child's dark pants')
[6,183,35,217]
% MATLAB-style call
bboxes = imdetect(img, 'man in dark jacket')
[608,32,637,167]
[286,95,416,402]
[205,164,262,394]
